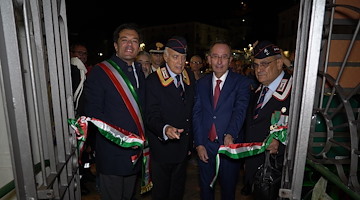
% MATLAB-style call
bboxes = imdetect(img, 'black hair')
[112,23,142,43]
[208,39,232,53]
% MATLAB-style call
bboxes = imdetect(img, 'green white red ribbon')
[210,111,288,187]
[68,116,154,193]
[68,116,144,161]
[141,145,153,194]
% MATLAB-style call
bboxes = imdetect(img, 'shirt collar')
[267,71,285,92]
[212,70,229,83]
[166,64,179,79]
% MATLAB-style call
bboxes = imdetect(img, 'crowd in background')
[69,22,294,200]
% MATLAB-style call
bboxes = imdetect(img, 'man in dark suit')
[242,40,292,199]
[193,40,251,200]
[145,36,195,200]
[84,23,146,200]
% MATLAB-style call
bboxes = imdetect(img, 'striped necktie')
[253,86,269,119]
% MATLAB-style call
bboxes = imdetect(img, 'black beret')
[166,36,187,54]
[149,42,165,54]
[253,40,281,59]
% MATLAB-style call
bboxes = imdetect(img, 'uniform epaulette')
[273,76,292,101]
[156,67,191,87]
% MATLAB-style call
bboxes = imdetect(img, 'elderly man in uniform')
[145,36,195,200]
[242,40,292,199]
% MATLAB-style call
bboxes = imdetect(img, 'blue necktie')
[253,86,269,119]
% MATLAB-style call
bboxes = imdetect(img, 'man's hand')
[224,134,234,146]
[196,145,209,163]
[165,126,184,140]
[267,139,280,154]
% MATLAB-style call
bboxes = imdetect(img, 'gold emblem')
[156,42,164,50]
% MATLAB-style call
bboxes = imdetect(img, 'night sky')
[65,0,298,62]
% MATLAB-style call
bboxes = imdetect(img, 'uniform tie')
[253,86,269,119]
[176,75,185,101]
[209,79,222,141]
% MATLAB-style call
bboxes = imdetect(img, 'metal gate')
[1,0,359,199]
[0,0,80,199]
[280,0,360,199]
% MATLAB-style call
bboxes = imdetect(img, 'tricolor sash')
[98,60,145,139]
[69,59,153,194]
[210,111,288,187]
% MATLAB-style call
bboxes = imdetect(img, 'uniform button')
[186,133,189,136]
[186,119,189,122]
[213,116,216,119]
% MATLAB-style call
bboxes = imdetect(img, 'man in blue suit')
[84,23,146,200]
[193,40,251,200]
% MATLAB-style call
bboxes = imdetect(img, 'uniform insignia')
[156,67,191,87]
[156,42,164,50]
[181,70,190,85]
[161,68,169,79]
[276,79,288,92]
[273,77,292,101]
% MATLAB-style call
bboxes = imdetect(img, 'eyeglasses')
[210,54,230,60]
[190,61,203,64]
[252,58,278,69]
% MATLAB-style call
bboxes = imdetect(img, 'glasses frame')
[252,58,278,69]
[210,54,231,60]
[190,61,203,64]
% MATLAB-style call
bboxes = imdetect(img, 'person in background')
[232,59,243,75]
[148,41,165,73]
[136,50,152,78]
[145,36,195,200]
[241,40,292,199]
[281,49,294,74]
[69,42,94,195]
[193,40,251,200]
[70,43,93,74]
[70,45,87,116]
[84,23,146,200]
[189,55,205,80]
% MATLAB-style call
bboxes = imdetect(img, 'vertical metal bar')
[320,0,336,108]
[0,0,37,198]
[29,0,58,178]
[23,0,48,187]
[292,0,326,199]
[281,0,311,195]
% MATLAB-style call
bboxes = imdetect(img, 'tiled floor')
[81,155,254,200]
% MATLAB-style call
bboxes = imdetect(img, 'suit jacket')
[244,71,292,185]
[193,70,251,146]
[84,54,146,176]
[145,66,195,163]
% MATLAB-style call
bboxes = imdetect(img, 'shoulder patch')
[273,77,292,101]
[156,67,191,86]
[156,67,174,87]
[182,69,190,85]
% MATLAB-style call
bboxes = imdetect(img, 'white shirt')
[261,71,285,108]
[212,70,229,94]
